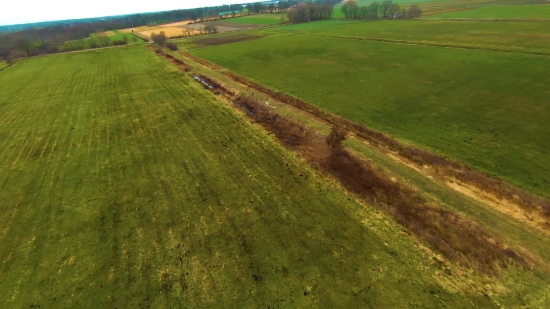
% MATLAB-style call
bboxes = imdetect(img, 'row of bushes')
[151,32,178,51]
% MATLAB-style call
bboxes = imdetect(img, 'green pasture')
[190,31,550,199]
[109,31,140,41]
[60,32,142,52]
[219,13,285,25]
[267,19,550,54]
[0,45,507,307]
[432,4,550,18]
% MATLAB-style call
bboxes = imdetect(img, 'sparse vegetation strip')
[307,33,550,56]
[150,47,535,274]
[229,92,533,274]
[214,70,550,222]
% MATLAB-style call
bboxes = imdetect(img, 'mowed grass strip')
[190,33,550,199]
[267,20,550,54]
[0,46,499,307]
[432,4,550,18]
[219,14,285,25]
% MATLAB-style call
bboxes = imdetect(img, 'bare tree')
[97,35,111,47]
[151,32,167,46]
[389,3,400,19]
[382,0,392,18]
[16,37,33,57]
[408,5,422,18]
[368,2,380,19]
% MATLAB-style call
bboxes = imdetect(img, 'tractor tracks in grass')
[417,18,550,22]
[304,33,550,57]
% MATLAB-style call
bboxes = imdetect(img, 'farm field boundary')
[219,72,550,220]
[418,17,550,21]
[163,48,550,224]
[303,33,550,56]
[148,46,538,275]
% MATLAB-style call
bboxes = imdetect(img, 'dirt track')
[182,22,264,33]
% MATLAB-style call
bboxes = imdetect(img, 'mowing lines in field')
[0,71,52,164]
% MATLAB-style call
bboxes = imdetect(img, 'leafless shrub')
[542,201,550,217]
[326,126,347,150]
[166,42,178,51]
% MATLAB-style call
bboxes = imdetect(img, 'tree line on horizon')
[0,1,303,59]
[340,0,423,20]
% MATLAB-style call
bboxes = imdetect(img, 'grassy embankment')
[431,4,550,18]
[0,45,507,308]
[187,20,550,199]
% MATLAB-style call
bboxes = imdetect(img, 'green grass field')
[0,45,512,307]
[219,14,285,25]
[432,4,550,18]
[266,20,550,54]
[60,32,143,52]
[190,28,550,199]
[109,31,141,41]
[0,61,8,70]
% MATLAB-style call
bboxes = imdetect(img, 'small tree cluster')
[341,0,422,20]
[204,24,219,34]
[287,2,334,24]
[166,42,178,51]
[151,32,167,46]
[112,35,129,46]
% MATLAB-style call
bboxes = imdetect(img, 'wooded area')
[0,1,302,58]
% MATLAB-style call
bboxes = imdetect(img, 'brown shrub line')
[234,95,531,275]
[147,45,193,72]
[222,71,550,220]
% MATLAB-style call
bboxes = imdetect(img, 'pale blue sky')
[1,0,252,25]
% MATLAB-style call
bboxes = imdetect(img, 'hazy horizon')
[1,0,255,26]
